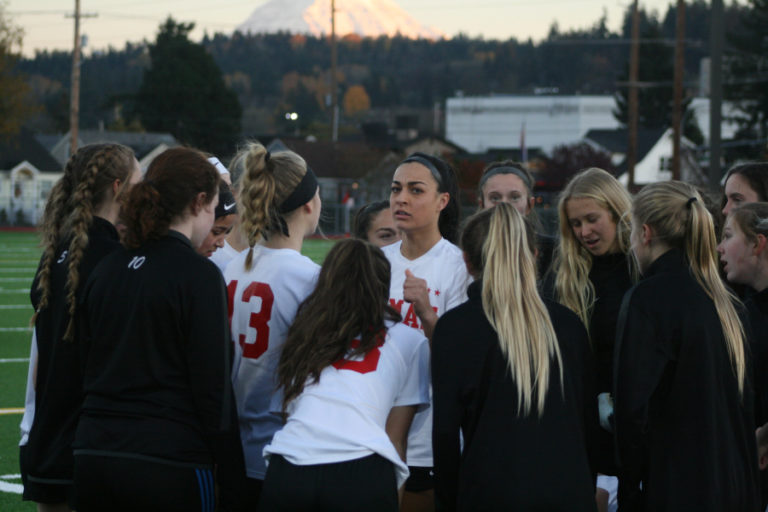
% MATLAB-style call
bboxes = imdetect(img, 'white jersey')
[209,239,243,274]
[225,246,320,479]
[382,238,472,467]
[264,322,430,489]
[19,330,38,446]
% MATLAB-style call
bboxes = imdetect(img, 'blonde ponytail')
[634,182,746,395]
[464,203,563,416]
[235,141,309,270]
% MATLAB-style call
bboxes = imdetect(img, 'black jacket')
[23,217,122,484]
[74,231,245,504]
[432,281,598,512]
[613,249,760,512]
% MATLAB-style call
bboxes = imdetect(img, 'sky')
[6,0,711,57]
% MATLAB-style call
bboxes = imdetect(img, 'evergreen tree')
[133,18,241,156]
[725,0,768,156]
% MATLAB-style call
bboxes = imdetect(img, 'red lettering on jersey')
[389,298,404,313]
[332,333,385,374]
[403,304,420,328]
[226,280,238,329]
[237,282,275,360]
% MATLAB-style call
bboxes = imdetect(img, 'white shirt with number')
[264,321,430,489]
[225,246,320,479]
[381,238,472,467]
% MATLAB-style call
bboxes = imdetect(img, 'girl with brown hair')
[260,239,430,511]
[71,147,245,511]
[21,142,140,512]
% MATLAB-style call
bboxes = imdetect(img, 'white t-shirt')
[209,239,243,274]
[225,246,320,479]
[382,238,472,467]
[264,322,430,489]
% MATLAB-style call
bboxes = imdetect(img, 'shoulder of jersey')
[387,321,428,345]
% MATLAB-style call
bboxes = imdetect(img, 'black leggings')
[73,453,215,512]
[259,454,398,512]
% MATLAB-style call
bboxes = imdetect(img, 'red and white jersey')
[225,246,320,479]
[382,238,472,467]
[209,239,244,274]
[264,322,430,489]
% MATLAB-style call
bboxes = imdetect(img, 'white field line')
[0,327,32,332]
[0,474,23,494]
[0,305,30,309]
[0,289,29,294]
[0,268,37,273]
[0,278,32,282]
[0,408,24,415]
[0,358,29,363]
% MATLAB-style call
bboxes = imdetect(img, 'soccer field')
[0,231,336,510]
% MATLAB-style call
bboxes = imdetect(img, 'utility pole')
[66,0,97,158]
[626,0,640,189]
[330,0,338,142]
[709,0,724,190]
[672,0,685,180]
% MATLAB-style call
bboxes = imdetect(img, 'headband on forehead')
[215,184,237,219]
[208,156,230,176]
[401,155,443,186]
[279,167,319,213]
[479,166,533,192]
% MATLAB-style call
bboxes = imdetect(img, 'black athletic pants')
[258,454,398,511]
[73,453,215,512]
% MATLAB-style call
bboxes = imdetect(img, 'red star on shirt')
[434,289,441,296]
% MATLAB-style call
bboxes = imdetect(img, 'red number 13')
[237,282,274,360]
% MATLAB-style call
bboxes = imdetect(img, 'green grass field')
[0,231,336,510]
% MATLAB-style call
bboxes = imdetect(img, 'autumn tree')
[343,85,371,117]
[133,18,241,156]
[0,3,36,138]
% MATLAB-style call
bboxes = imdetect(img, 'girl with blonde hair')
[433,203,597,511]
[614,181,759,511]
[549,167,634,482]
[22,143,140,511]
[224,141,322,503]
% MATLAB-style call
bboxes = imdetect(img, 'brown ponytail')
[122,147,218,249]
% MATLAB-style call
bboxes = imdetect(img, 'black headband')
[479,166,533,192]
[215,185,237,219]
[279,167,319,213]
[686,196,698,209]
[400,155,443,186]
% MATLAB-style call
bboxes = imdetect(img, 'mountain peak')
[236,0,444,40]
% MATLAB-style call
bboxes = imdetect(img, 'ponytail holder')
[686,197,698,209]
[265,151,271,164]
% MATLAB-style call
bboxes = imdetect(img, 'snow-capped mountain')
[236,0,444,40]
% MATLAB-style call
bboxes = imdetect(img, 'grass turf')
[0,230,337,510]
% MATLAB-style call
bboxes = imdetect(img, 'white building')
[446,95,621,154]
[445,94,740,155]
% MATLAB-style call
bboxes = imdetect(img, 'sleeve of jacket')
[613,293,670,512]
[432,314,464,512]
[184,265,246,509]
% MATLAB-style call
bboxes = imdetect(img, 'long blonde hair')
[634,181,746,395]
[553,168,634,326]
[235,141,309,270]
[462,203,563,416]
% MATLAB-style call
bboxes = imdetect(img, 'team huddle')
[16,139,768,512]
